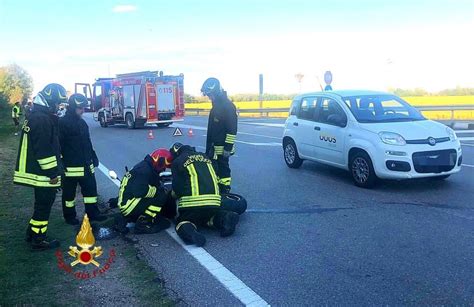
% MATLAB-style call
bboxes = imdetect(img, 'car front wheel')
[350,151,377,188]
[284,140,303,168]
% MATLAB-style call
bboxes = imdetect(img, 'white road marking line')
[241,122,285,128]
[459,137,474,141]
[461,143,474,147]
[455,130,474,133]
[176,123,282,140]
[97,162,269,307]
[462,164,474,168]
[236,140,281,146]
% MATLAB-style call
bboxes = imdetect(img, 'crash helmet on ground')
[150,148,173,172]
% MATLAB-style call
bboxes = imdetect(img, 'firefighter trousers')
[212,156,231,192]
[28,187,57,236]
[175,207,231,231]
[62,174,99,219]
[120,191,175,222]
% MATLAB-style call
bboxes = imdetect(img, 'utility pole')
[295,73,304,93]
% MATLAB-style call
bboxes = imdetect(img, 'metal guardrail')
[186,105,474,125]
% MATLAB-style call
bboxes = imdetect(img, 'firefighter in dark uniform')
[117,149,174,234]
[59,94,106,225]
[201,78,238,194]
[170,142,239,247]
[13,83,67,250]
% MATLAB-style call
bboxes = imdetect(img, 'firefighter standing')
[201,78,237,194]
[12,101,21,135]
[59,94,106,225]
[117,149,174,234]
[13,83,67,250]
[170,143,239,247]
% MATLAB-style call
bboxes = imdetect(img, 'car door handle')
[314,126,321,131]
[293,122,299,126]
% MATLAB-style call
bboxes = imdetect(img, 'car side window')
[318,98,347,127]
[290,99,300,116]
[297,97,318,121]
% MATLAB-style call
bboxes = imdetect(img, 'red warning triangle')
[173,127,183,136]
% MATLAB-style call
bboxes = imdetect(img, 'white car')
[282,90,462,188]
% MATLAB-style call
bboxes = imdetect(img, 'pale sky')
[0,0,473,96]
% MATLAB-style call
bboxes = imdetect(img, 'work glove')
[222,150,232,158]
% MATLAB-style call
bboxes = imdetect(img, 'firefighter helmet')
[150,148,173,172]
[68,93,88,110]
[36,83,67,112]
[169,142,185,158]
[201,77,223,97]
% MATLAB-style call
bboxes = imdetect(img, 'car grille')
[406,137,450,145]
[412,149,457,173]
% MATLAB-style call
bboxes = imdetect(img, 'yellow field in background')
[186,96,474,120]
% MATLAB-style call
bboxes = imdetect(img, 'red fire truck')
[75,71,185,128]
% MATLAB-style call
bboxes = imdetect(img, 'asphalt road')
[86,114,474,305]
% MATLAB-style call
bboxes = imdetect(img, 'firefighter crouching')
[117,149,175,234]
[13,83,67,250]
[170,143,239,247]
[202,78,238,194]
[59,94,106,225]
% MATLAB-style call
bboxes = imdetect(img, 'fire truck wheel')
[99,115,108,128]
[126,113,135,129]
[156,123,171,128]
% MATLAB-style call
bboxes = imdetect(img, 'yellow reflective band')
[90,164,95,174]
[122,198,141,216]
[41,226,47,233]
[117,174,130,207]
[39,160,57,170]
[145,210,156,217]
[207,164,220,194]
[65,172,84,177]
[84,196,97,204]
[214,146,224,153]
[225,134,236,144]
[14,171,61,187]
[65,200,75,208]
[29,219,48,226]
[219,177,231,185]
[145,185,157,198]
[19,134,28,172]
[67,166,84,172]
[186,164,199,196]
[147,205,162,213]
[178,199,221,208]
[176,221,196,231]
[31,227,40,234]
[37,156,56,165]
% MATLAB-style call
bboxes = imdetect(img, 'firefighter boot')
[176,222,206,247]
[85,205,107,222]
[135,215,170,234]
[213,211,239,237]
[31,234,60,251]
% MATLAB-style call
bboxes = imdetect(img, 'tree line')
[0,64,33,109]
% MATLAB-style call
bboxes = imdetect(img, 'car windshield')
[342,94,426,123]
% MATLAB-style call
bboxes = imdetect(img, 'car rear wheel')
[350,151,377,188]
[284,140,303,168]
[99,115,108,128]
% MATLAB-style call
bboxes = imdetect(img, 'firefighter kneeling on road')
[117,149,174,234]
[14,83,67,250]
[202,78,238,194]
[170,143,239,247]
[59,94,106,225]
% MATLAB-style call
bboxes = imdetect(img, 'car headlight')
[379,132,406,146]
[446,127,457,141]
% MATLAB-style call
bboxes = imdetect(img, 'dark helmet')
[37,83,67,112]
[68,93,88,110]
[201,77,223,97]
[170,142,184,158]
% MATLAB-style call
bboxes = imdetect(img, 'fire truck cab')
[75,71,184,128]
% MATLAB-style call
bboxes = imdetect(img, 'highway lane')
[86,114,474,305]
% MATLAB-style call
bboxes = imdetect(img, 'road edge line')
[97,162,269,307]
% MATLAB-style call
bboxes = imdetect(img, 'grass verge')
[0,108,172,306]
